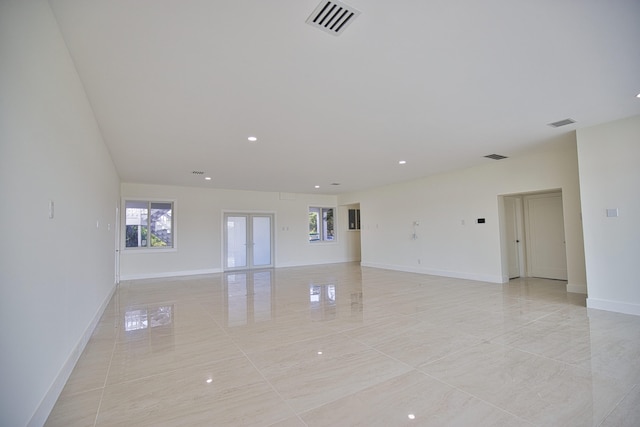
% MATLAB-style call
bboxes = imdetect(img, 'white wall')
[339,134,586,289]
[120,183,357,279]
[577,115,640,315]
[0,1,120,426]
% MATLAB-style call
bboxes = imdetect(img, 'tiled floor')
[45,263,640,426]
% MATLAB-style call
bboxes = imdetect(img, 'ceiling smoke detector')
[306,1,361,36]
[548,118,576,128]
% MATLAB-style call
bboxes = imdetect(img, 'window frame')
[122,199,177,252]
[308,206,336,243]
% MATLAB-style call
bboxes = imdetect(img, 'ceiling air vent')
[484,154,508,160]
[306,1,361,36]
[192,170,205,175]
[548,118,576,128]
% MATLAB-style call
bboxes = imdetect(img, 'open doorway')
[500,190,568,281]
[343,203,362,263]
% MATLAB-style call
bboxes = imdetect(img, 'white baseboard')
[119,268,222,281]
[360,262,503,283]
[29,283,117,427]
[276,259,361,268]
[566,283,587,294]
[587,298,640,316]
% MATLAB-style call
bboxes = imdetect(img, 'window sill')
[122,248,177,254]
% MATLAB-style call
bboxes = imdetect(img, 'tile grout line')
[418,369,538,426]
[596,382,639,427]
[233,343,309,427]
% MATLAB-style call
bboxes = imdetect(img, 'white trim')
[29,283,117,427]
[121,247,177,254]
[119,268,222,281]
[587,298,640,316]
[276,259,360,268]
[360,262,503,283]
[566,283,587,294]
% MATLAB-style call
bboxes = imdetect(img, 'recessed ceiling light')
[636,93,640,98]
[399,160,407,165]
[315,185,320,189]
[248,136,257,142]
[205,177,212,181]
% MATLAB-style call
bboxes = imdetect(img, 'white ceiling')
[48,0,640,194]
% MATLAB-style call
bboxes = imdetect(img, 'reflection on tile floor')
[45,263,640,426]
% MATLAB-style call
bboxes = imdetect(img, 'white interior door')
[504,197,523,279]
[224,213,273,271]
[525,193,568,280]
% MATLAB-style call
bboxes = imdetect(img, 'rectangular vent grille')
[484,154,508,160]
[306,1,361,36]
[548,118,576,128]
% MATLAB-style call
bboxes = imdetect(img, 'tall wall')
[339,134,586,290]
[0,1,121,426]
[577,115,640,315]
[119,183,359,279]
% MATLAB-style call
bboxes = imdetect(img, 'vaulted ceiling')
[49,0,640,194]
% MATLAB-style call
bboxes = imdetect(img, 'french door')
[224,213,274,271]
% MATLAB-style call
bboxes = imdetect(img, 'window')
[125,200,173,249]
[309,207,335,242]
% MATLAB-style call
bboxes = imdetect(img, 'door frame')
[499,189,567,282]
[504,196,525,279]
[222,211,275,271]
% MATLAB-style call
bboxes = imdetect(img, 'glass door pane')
[252,216,272,267]
[226,216,247,269]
